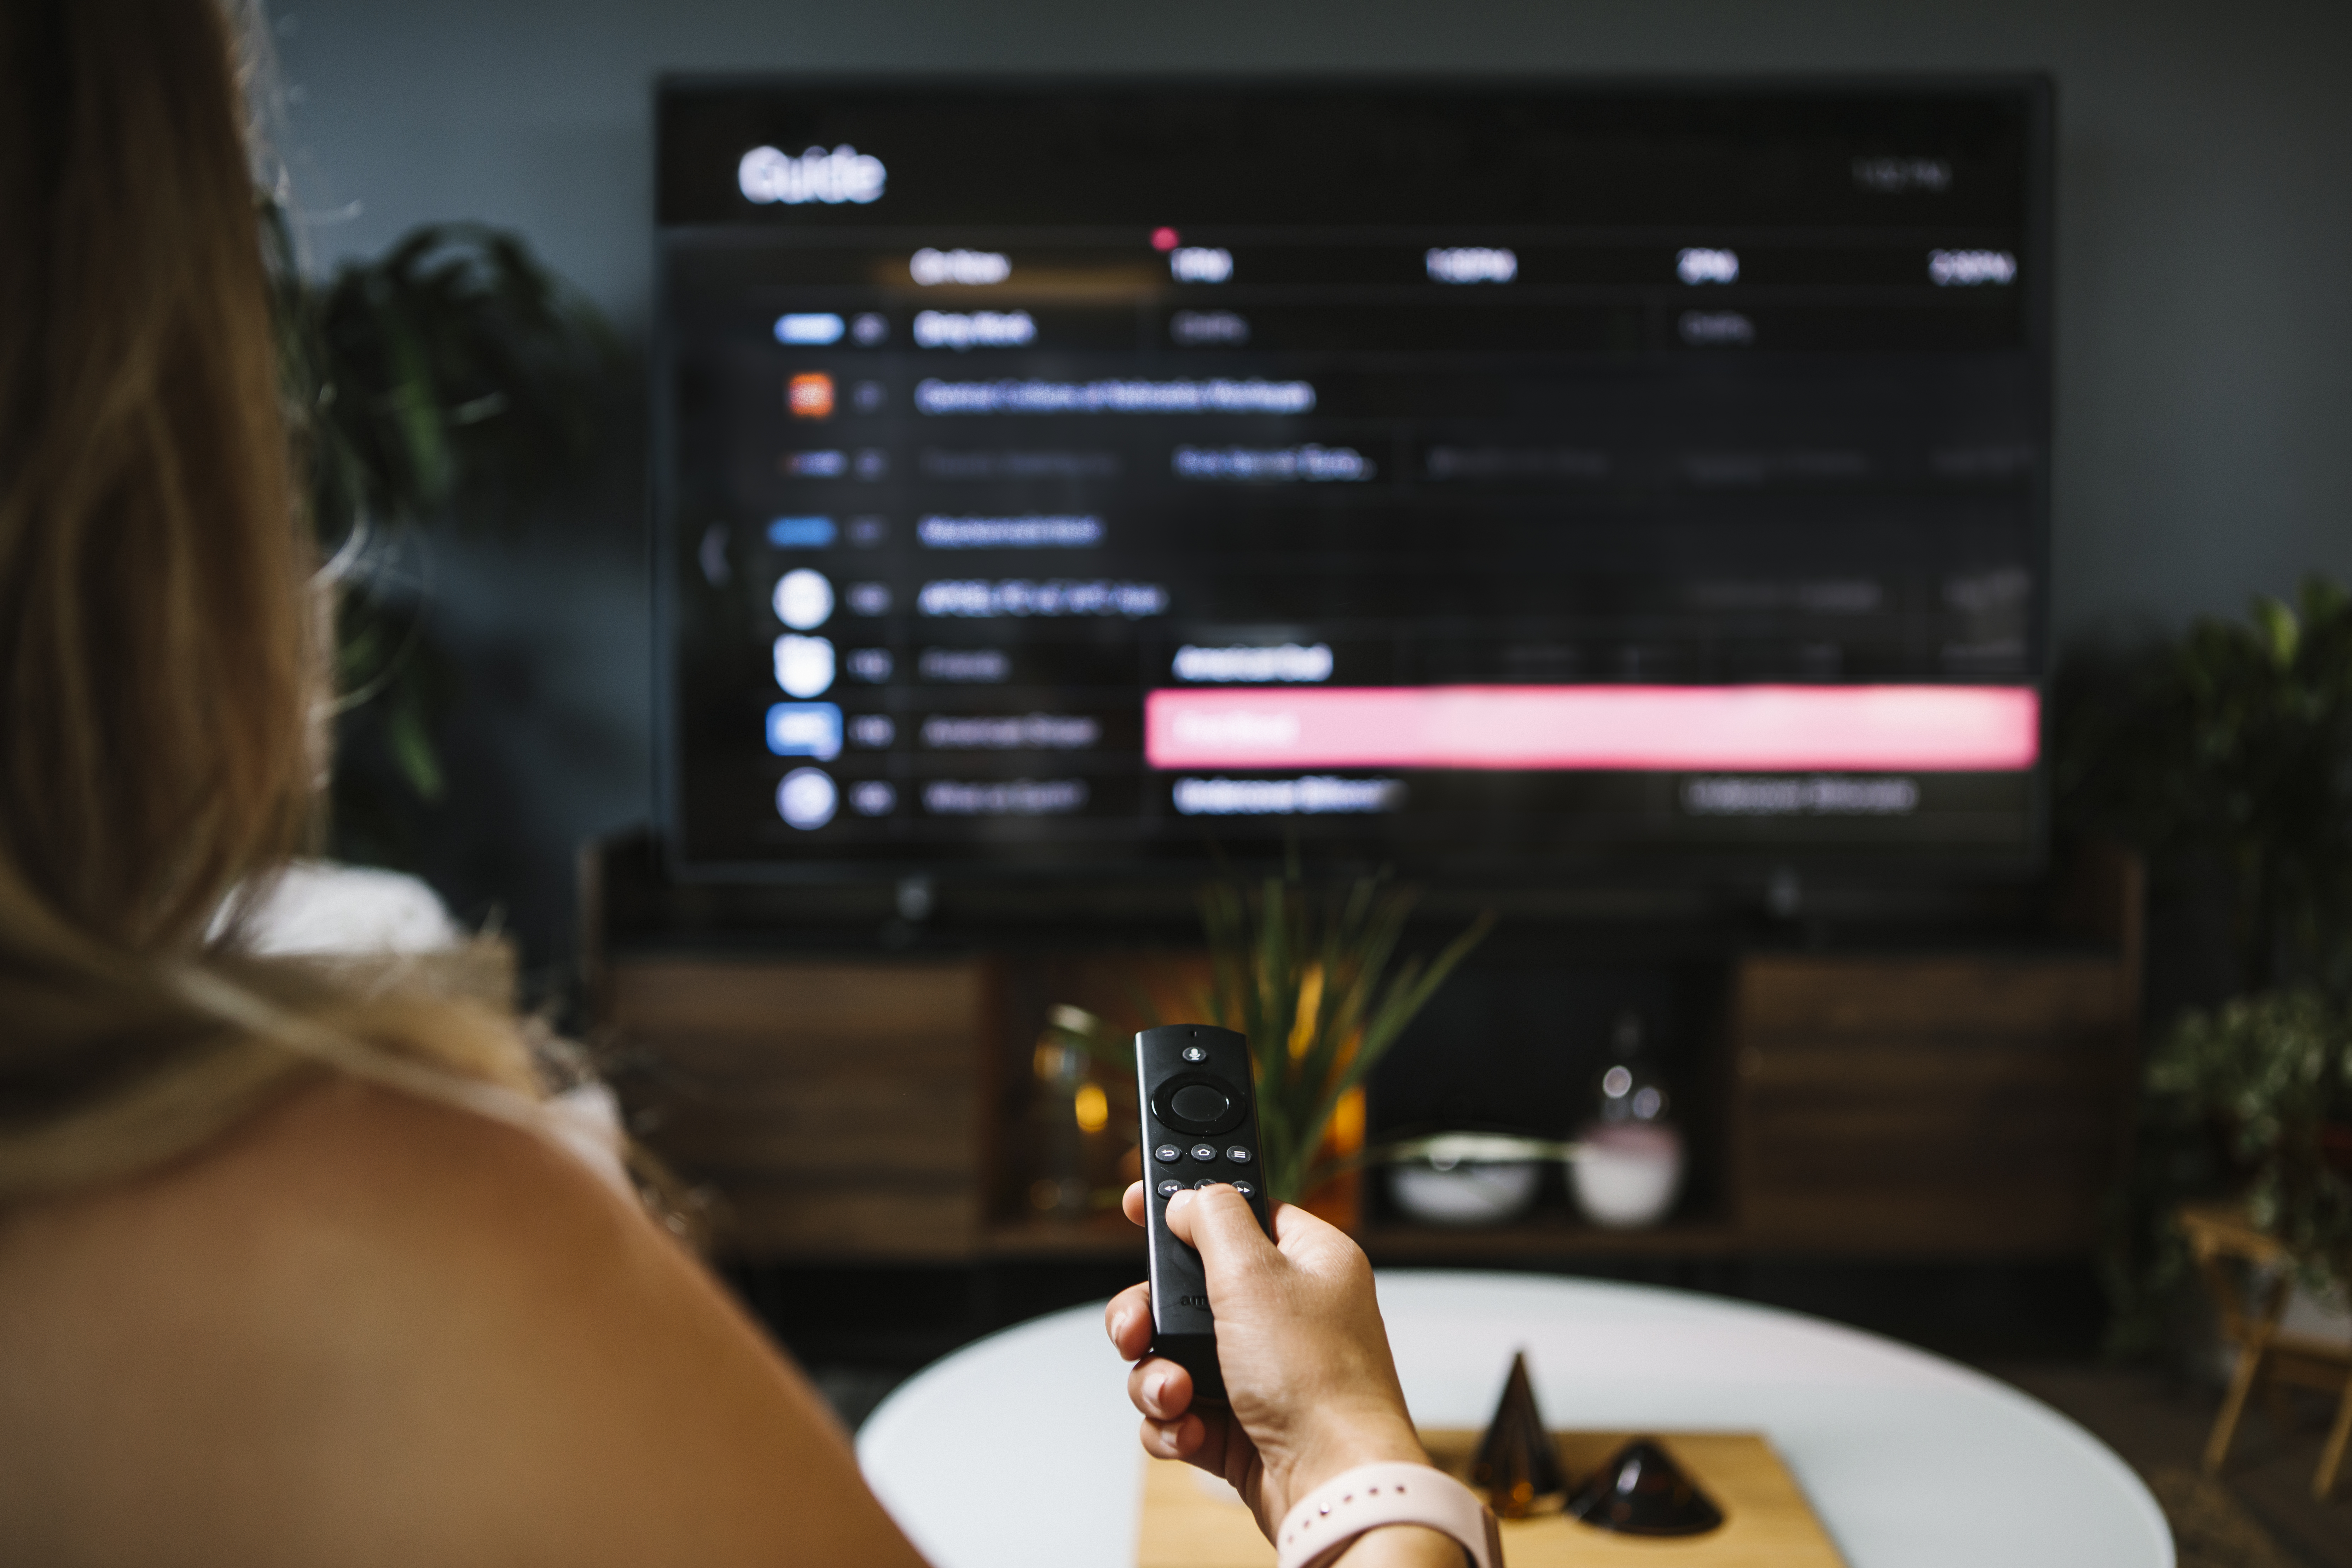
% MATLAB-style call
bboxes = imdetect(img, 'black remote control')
[1136,1023,1275,1404]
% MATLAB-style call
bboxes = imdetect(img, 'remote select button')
[1182,1045,1208,1062]
[1232,1180,1257,1198]
[1190,1143,1219,1162]
[1156,1178,1184,1198]
[1226,1146,1253,1163]
[1170,1084,1231,1123]
[1154,1144,1183,1164]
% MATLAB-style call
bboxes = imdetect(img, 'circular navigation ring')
[1152,1073,1250,1137]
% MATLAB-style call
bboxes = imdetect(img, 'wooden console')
[582,840,2143,1265]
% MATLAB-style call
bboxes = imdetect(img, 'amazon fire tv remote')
[1137,1023,1274,1404]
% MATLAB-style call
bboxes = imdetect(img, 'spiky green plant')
[1057,868,1491,1204]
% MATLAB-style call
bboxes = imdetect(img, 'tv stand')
[580,834,2141,1266]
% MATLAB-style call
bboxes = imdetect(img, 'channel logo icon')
[776,767,838,830]
[765,702,843,761]
[767,516,836,548]
[773,568,834,630]
[775,313,845,345]
[773,634,836,697]
[788,372,836,419]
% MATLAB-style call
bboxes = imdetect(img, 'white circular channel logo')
[777,767,838,829]
[774,568,834,630]
[773,633,836,697]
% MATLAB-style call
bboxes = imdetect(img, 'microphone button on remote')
[1182,1045,1208,1062]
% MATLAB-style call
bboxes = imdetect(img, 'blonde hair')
[0,0,540,1197]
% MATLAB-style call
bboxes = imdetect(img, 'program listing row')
[752,437,2035,501]
[768,768,1406,830]
[765,635,2009,704]
[760,451,2029,506]
[758,638,1998,699]
[757,767,2022,838]
[744,447,2030,551]
[759,571,2011,643]
[744,297,2021,366]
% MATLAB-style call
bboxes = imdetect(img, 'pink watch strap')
[1273,1462,1502,1568]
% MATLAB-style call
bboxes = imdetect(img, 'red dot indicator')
[1150,226,1180,251]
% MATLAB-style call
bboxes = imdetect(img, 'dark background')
[268,0,2352,975]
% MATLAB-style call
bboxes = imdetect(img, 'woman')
[0,3,1477,1564]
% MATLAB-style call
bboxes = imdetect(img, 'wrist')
[1274,1462,1497,1568]
[1274,1411,1430,1520]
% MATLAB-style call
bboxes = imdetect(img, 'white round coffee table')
[858,1271,2171,1568]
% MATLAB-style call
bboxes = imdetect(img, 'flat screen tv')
[654,78,2051,881]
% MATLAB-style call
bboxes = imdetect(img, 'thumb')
[1166,1185,1277,1283]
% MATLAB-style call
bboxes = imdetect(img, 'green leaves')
[2056,575,2352,994]
[293,221,622,548]
[2067,579,2352,1338]
[2148,990,2352,1285]
[1198,870,1490,1203]
[265,205,623,865]
[1043,870,1492,1205]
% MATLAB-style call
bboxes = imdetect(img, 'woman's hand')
[1103,1182,1428,1537]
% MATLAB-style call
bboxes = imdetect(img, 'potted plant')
[2057,577,2352,1351]
[1052,864,1492,1219]
[265,209,622,868]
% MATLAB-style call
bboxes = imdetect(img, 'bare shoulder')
[0,1079,925,1568]
[2,1078,675,1369]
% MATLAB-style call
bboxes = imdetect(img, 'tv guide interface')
[656,81,2050,873]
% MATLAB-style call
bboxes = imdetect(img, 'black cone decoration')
[1471,1351,1564,1517]
[1565,1438,1725,1536]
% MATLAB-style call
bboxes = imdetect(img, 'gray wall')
[272,0,2352,961]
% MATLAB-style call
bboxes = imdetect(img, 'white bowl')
[1389,1160,1542,1226]
[1570,1122,1684,1229]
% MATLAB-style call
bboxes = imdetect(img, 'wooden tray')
[1137,1429,1846,1568]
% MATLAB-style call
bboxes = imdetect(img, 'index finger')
[1164,1185,1279,1284]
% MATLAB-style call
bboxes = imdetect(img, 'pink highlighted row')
[1144,684,2039,772]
